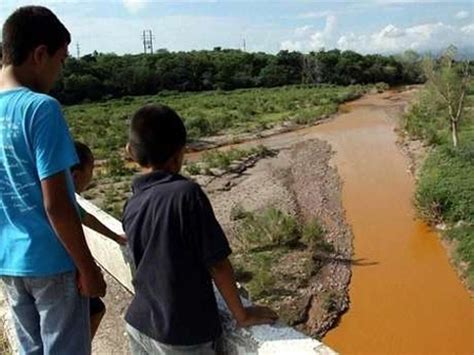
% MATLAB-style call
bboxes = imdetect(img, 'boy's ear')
[32,45,49,65]
[125,143,133,160]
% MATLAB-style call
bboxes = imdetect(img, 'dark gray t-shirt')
[123,171,231,346]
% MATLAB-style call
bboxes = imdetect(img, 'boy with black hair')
[0,6,105,354]
[71,141,127,339]
[123,104,278,354]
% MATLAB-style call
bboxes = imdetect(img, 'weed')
[236,207,300,250]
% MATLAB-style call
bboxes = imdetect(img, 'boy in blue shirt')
[0,6,106,354]
[123,104,278,354]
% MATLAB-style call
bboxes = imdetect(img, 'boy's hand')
[113,234,127,245]
[236,305,278,328]
[77,265,106,298]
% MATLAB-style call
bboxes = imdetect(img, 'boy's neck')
[0,65,40,92]
[147,166,179,175]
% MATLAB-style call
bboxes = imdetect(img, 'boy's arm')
[42,171,106,297]
[209,258,278,327]
[82,212,127,245]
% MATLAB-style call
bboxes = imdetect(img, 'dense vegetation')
[230,206,332,305]
[404,80,474,288]
[65,84,367,159]
[51,48,424,105]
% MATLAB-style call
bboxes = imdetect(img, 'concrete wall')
[78,196,337,354]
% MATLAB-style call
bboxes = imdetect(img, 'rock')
[209,168,226,177]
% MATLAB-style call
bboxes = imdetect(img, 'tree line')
[0,46,426,105]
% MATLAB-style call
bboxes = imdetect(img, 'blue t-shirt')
[0,87,79,276]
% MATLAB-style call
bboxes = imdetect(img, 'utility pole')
[142,30,155,54]
[76,42,80,59]
[242,38,246,52]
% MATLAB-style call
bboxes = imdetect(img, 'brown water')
[316,94,474,354]
[192,90,474,354]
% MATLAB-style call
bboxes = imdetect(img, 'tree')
[423,46,471,147]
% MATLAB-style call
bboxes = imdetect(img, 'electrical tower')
[76,42,80,59]
[242,38,246,52]
[142,30,155,54]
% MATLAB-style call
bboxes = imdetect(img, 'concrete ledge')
[78,195,337,354]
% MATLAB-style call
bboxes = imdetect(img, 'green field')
[405,81,474,289]
[65,84,367,160]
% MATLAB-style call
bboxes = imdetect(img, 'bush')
[415,147,474,225]
[375,82,389,93]
[185,115,214,139]
[403,90,448,144]
[184,162,201,176]
[236,207,300,250]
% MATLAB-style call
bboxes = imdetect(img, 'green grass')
[234,207,301,250]
[415,143,474,224]
[65,84,367,159]
[405,81,474,289]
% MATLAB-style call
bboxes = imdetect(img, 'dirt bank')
[192,138,352,338]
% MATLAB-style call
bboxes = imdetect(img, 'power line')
[142,30,155,54]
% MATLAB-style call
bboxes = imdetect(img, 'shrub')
[375,82,389,93]
[184,162,201,176]
[185,115,214,139]
[415,147,474,225]
[236,207,300,250]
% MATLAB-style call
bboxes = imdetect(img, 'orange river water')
[317,93,474,354]
[189,90,474,354]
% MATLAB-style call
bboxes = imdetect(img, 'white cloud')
[461,23,474,35]
[122,0,149,14]
[283,19,473,54]
[455,10,470,20]
[379,24,406,38]
[282,14,338,51]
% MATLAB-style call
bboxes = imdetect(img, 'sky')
[0,1,473,56]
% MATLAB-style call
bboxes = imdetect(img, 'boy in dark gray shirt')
[123,104,277,354]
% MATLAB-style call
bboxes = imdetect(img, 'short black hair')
[72,141,94,172]
[2,6,71,66]
[129,104,187,167]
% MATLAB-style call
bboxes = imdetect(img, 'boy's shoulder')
[23,90,60,110]
[173,176,202,194]
[1,87,60,111]
[158,175,204,200]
